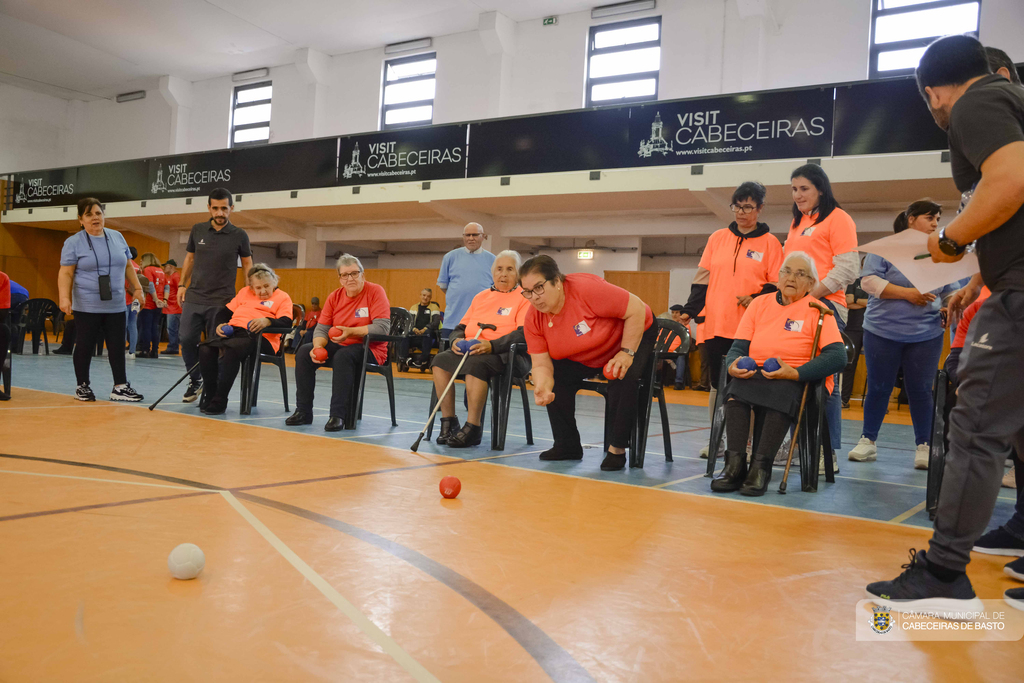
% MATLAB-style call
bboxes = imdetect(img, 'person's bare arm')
[177,252,194,305]
[605,294,646,379]
[58,265,76,315]
[530,352,555,405]
[240,256,253,277]
[124,262,144,307]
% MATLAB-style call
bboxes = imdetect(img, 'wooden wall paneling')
[120,230,169,263]
[604,271,670,316]
[0,222,68,303]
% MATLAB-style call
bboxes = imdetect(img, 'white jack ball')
[167,543,205,580]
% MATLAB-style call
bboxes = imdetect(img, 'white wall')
[0,84,69,173]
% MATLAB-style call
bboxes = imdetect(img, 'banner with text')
[11,167,78,208]
[338,124,467,186]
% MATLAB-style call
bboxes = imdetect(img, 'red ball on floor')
[439,475,461,499]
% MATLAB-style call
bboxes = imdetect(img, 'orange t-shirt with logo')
[318,281,391,364]
[784,208,858,308]
[733,294,843,393]
[227,287,294,352]
[459,286,531,341]
[525,273,654,368]
[699,227,783,340]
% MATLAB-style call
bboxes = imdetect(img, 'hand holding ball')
[603,363,618,380]
[329,326,346,343]
[763,358,782,373]
[168,543,205,580]
[456,339,479,354]
[219,324,234,337]
[312,347,328,363]
[736,356,758,372]
[440,475,461,499]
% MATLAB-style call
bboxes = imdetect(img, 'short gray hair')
[335,253,363,274]
[493,249,522,271]
[781,251,819,283]
[248,263,279,287]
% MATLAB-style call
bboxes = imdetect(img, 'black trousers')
[198,335,273,402]
[724,398,793,457]
[841,325,863,404]
[704,336,734,390]
[180,301,224,381]
[73,310,127,386]
[546,323,658,451]
[138,308,162,355]
[404,333,433,361]
[294,342,364,417]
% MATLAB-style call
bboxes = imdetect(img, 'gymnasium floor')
[2,351,1021,681]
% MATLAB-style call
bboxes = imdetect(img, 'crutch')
[148,337,218,411]
[410,322,497,452]
[778,300,833,494]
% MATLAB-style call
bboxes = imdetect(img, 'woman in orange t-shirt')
[522,255,655,472]
[710,252,846,497]
[431,251,532,448]
[197,264,293,415]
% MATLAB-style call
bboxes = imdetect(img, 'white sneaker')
[699,445,709,459]
[914,444,930,470]
[1002,465,1016,489]
[819,449,839,475]
[127,353,136,360]
[848,437,877,462]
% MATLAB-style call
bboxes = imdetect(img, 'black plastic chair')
[705,358,834,491]
[351,307,412,428]
[424,342,535,450]
[2,319,12,397]
[239,327,292,416]
[282,303,306,353]
[926,369,950,521]
[581,318,688,468]
[21,298,58,354]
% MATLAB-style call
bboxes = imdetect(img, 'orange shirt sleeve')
[513,297,530,328]
[697,231,717,270]
[763,235,784,284]
[828,210,859,256]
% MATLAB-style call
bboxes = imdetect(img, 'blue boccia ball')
[737,356,757,372]
[219,324,234,337]
[456,339,479,353]
[763,358,781,373]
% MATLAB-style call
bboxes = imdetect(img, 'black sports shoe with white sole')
[1005,587,1024,612]
[182,380,202,403]
[110,383,143,402]
[75,383,96,402]
[866,549,983,619]
[1004,556,1024,582]
[973,526,1024,557]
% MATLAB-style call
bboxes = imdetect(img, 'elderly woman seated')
[710,251,847,496]
[432,250,531,448]
[198,264,293,415]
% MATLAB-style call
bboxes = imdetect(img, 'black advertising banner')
[338,124,467,185]
[77,160,150,204]
[629,88,834,167]
[467,107,632,177]
[147,137,338,199]
[11,167,78,208]
[833,78,948,156]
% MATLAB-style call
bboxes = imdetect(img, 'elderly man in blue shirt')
[437,223,495,339]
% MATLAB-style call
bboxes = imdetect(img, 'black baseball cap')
[163,259,177,267]
[669,304,684,312]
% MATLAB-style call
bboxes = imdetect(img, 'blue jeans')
[165,313,180,351]
[125,305,138,354]
[860,329,944,445]
[822,300,847,453]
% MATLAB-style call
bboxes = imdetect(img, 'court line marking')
[652,473,707,489]
[0,469,204,491]
[889,501,928,524]
[0,403,120,411]
[0,491,214,522]
[219,491,441,683]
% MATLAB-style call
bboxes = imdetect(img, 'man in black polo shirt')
[176,188,252,402]
[866,36,1024,615]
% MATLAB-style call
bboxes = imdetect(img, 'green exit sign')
[543,16,558,26]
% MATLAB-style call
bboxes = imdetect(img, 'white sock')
[115,383,127,390]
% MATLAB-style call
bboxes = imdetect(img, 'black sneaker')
[75,383,96,402]
[1005,556,1024,582]
[600,452,627,471]
[866,549,983,618]
[182,380,202,403]
[446,422,482,448]
[110,383,143,402]
[539,444,584,461]
[1005,587,1024,612]
[973,526,1024,557]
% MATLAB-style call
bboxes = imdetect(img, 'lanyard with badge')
[85,229,114,300]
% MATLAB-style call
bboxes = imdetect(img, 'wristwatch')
[938,228,966,256]
[620,347,635,357]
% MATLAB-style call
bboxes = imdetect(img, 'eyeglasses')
[521,279,552,299]
[730,204,759,214]
[779,267,812,280]
[338,270,362,281]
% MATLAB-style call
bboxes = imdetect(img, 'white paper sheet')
[858,230,979,294]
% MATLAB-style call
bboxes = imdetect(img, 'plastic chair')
[239,327,292,416]
[351,307,412,428]
[2,320,11,397]
[282,303,306,353]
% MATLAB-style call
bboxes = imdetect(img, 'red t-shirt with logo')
[318,281,391,364]
[734,294,843,393]
[699,227,783,340]
[125,260,141,306]
[164,271,181,314]
[525,273,654,368]
[952,286,991,350]
[227,287,294,352]
[304,308,321,329]
[142,265,166,310]
[784,208,858,308]
[0,271,10,309]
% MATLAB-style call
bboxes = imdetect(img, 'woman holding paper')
[848,199,959,470]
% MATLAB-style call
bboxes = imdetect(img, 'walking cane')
[778,300,833,494]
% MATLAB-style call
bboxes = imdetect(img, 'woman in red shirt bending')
[198,264,293,415]
[138,252,166,359]
[521,256,655,472]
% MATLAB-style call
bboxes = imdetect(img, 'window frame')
[380,52,437,131]
[230,80,272,148]
[868,0,982,79]
[585,15,662,108]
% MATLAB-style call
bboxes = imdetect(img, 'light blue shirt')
[60,228,131,314]
[438,247,495,329]
[862,253,959,343]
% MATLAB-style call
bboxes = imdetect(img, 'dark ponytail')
[894,198,942,233]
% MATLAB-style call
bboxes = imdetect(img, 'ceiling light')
[115,90,146,103]
[592,1,656,19]
[385,38,433,54]
[232,68,270,83]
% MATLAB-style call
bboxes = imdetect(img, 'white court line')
[652,473,707,489]
[345,430,421,439]
[218,491,440,683]
[889,501,928,524]
[0,469,203,491]
[0,403,118,411]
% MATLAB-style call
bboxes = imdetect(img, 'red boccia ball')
[603,363,617,380]
[329,326,346,343]
[312,347,328,362]
[439,476,461,499]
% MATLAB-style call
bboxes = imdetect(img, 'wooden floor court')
[1,359,1022,681]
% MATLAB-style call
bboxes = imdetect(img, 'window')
[381,53,436,130]
[869,0,981,79]
[231,81,272,147]
[586,16,661,107]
